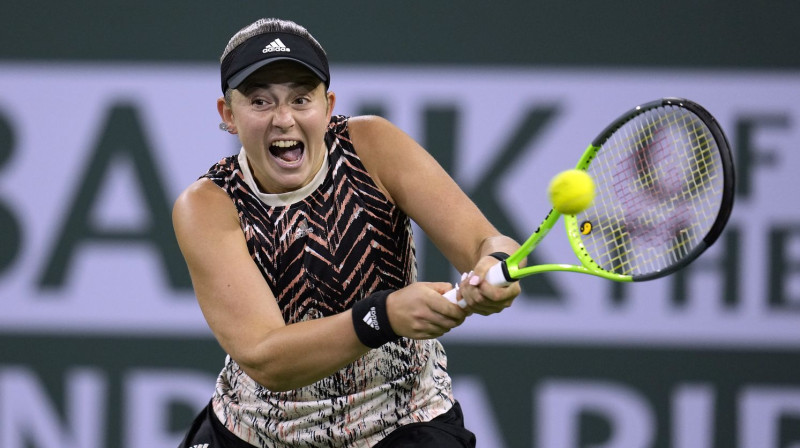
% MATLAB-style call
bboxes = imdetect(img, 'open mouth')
[269,140,305,165]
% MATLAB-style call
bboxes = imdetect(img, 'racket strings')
[580,106,723,276]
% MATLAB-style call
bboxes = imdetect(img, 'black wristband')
[351,290,400,348]
[489,251,510,261]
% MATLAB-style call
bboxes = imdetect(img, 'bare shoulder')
[347,115,432,204]
[348,114,396,141]
[172,178,239,240]
[175,178,226,213]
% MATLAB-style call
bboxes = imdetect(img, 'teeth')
[272,140,299,148]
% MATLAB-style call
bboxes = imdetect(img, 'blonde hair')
[221,18,326,63]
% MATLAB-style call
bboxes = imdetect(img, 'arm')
[349,115,521,315]
[173,179,462,391]
[173,179,366,391]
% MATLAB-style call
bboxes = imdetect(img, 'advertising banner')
[1,64,798,447]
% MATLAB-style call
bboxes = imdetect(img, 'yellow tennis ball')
[548,169,595,215]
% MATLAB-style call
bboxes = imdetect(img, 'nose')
[273,104,295,129]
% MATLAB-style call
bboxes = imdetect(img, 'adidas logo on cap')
[263,38,291,53]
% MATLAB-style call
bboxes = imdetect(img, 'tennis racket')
[444,97,735,306]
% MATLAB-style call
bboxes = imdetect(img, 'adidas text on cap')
[220,32,330,94]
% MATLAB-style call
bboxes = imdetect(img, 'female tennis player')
[174,17,521,447]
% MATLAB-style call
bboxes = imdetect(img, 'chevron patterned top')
[204,115,455,447]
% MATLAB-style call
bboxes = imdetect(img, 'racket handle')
[442,263,513,308]
[443,285,467,309]
[485,261,513,287]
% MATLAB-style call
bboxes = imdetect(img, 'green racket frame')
[445,98,735,307]
[499,97,735,284]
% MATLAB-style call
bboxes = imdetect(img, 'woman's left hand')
[456,256,521,316]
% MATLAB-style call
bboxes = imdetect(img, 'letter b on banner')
[0,107,21,275]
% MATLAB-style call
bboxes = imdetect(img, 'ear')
[325,91,336,121]
[217,96,237,134]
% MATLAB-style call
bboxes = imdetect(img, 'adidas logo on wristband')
[352,290,398,348]
[362,307,380,331]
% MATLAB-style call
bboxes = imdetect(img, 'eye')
[293,96,311,106]
[249,96,276,111]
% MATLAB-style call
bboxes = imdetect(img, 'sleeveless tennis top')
[202,115,454,447]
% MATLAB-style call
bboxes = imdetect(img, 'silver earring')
[219,122,229,132]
